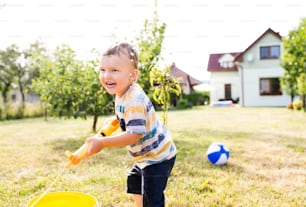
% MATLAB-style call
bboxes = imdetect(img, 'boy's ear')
[130,69,138,81]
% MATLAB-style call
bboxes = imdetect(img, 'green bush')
[292,100,303,111]
[1,104,23,120]
[287,102,294,110]
[0,102,44,120]
[23,103,44,118]
[177,99,192,109]
[182,91,210,106]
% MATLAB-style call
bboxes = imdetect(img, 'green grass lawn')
[0,107,305,207]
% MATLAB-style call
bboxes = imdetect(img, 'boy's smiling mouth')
[105,81,116,87]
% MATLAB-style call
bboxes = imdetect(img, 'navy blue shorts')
[127,156,176,207]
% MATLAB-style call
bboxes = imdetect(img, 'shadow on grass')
[173,138,245,176]
[47,128,247,175]
[48,136,129,169]
[50,136,85,152]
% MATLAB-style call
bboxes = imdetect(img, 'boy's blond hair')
[102,43,138,69]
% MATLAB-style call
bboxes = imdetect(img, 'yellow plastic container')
[28,191,98,207]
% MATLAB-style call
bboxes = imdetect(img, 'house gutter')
[235,62,244,107]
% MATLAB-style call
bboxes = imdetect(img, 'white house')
[207,28,291,107]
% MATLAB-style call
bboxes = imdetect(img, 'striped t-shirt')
[115,83,177,169]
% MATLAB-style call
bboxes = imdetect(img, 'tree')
[14,50,30,106]
[281,17,306,110]
[29,45,53,119]
[32,45,112,131]
[297,73,306,111]
[280,71,298,103]
[0,44,21,104]
[79,50,113,131]
[32,44,79,118]
[0,41,47,119]
[134,0,181,123]
[150,66,181,125]
[134,0,166,97]
[9,42,45,107]
[24,41,48,91]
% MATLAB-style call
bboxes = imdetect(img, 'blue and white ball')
[206,142,230,165]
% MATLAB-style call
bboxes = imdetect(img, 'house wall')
[9,90,40,103]
[210,71,240,103]
[240,33,291,107]
[242,33,282,69]
[242,66,290,106]
[181,81,191,94]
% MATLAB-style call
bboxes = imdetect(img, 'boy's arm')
[86,131,143,156]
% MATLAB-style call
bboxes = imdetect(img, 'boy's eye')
[99,68,119,73]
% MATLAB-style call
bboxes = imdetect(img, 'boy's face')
[99,54,138,97]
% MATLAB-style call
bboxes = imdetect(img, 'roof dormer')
[218,53,235,68]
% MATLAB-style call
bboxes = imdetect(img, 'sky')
[0,0,305,82]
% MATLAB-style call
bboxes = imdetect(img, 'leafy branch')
[150,66,181,125]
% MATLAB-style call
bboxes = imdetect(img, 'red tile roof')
[170,63,202,86]
[207,28,282,72]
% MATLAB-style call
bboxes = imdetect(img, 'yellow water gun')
[64,116,120,168]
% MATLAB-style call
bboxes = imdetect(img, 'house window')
[260,46,280,59]
[220,61,234,68]
[260,78,282,95]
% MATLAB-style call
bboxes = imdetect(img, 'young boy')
[85,42,176,207]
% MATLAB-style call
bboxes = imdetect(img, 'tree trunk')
[2,91,7,103]
[290,93,294,103]
[92,114,98,132]
[2,83,11,103]
[44,108,48,121]
[303,94,306,112]
[41,101,48,121]
[18,80,25,105]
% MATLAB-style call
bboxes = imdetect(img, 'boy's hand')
[69,153,82,165]
[64,143,90,168]
[86,137,103,156]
